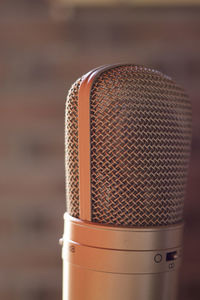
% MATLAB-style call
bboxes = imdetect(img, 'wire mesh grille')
[90,65,192,226]
[65,77,81,218]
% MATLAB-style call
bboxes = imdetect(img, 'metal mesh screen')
[65,65,191,226]
[90,65,192,226]
[65,77,81,218]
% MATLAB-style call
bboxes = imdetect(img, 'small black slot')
[166,251,177,261]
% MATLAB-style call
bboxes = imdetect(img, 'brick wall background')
[0,0,200,299]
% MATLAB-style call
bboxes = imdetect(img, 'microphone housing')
[62,64,192,300]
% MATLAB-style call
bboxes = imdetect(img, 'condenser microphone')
[61,64,192,300]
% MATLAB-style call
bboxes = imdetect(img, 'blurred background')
[0,0,200,299]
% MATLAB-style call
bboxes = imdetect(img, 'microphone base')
[63,262,179,300]
[62,214,183,300]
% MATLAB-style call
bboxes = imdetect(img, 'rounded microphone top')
[65,64,192,227]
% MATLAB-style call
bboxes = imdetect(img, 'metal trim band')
[62,214,183,274]
[78,64,125,221]
[64,213,183,251]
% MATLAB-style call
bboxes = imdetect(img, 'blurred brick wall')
[0,0,199,299]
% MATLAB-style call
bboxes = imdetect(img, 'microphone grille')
[66,65,192,227]
[65,78,81,219]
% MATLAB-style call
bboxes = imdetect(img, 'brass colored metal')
[63,213,183,251]
[64,64,191,299]
[89,65,191,226]
[65,77,81,218]
[66,64,192,226]
[78,64,122,221]
[64,241,181,273]
[63,263,179,300]
[78,69,95,221]
[62,215,183,300]
[65,65,110,219]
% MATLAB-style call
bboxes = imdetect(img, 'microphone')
[61,64,192,300]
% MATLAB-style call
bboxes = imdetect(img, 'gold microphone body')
[62,64,192,300]
[62,214,183,300]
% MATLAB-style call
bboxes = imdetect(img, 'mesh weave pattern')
[65,65,191,226]
[90,65,191,226]
[65,78,81,218]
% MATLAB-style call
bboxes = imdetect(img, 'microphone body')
[62,215,182,300]
[62,64,192,300]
